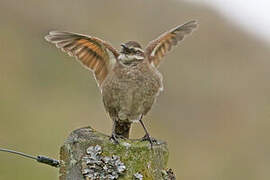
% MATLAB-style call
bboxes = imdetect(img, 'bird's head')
[118,41,145,65]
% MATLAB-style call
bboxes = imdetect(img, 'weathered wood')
[59,126,170,180]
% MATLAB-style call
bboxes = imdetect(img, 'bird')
[45,20,198,145]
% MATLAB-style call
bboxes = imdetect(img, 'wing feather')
[45,31,119,86]
[145,20,198,68]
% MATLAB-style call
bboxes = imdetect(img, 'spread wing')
[45,31,119,86]
[145,20,198,68]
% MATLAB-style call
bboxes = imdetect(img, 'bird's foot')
[110,133,126,144]
[141,133,157,149]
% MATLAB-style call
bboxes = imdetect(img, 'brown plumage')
[146,20,197,67]
[45,20,198,143]
[45,31,119,85]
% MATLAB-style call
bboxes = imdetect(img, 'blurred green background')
[1,0,270,179]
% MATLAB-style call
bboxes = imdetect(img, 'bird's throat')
[118,53,144,66]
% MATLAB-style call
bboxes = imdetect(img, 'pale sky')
[189,0,270,44]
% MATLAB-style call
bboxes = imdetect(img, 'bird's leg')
[110,119,131,144]
[139,115,156,148]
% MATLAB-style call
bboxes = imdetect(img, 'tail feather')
[112,120,131,139]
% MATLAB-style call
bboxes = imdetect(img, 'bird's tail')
[113,120,131,139]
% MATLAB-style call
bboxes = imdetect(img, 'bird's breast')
[101,62,163,121]
[103,62,162,93]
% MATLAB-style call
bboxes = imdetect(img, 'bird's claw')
[141,133,157,149]
[110,133,126,144]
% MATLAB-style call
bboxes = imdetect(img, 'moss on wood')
[59,126,169,180]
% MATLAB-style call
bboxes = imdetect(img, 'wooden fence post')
[59,126,174,180]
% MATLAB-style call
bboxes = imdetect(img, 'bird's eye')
[124,48,130,53]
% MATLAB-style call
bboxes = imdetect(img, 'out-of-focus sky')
[189,0,270,43]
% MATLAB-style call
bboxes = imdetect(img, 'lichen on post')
[59,126,171,180]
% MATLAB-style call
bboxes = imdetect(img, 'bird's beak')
[121,43,128,49]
